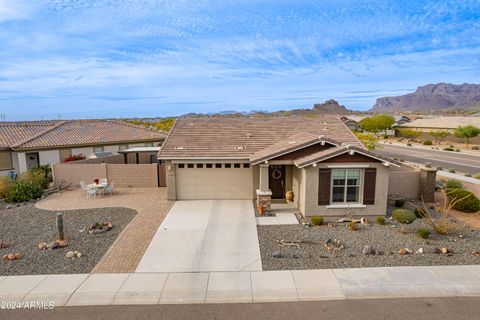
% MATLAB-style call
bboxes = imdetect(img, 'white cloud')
[0,0,46,22]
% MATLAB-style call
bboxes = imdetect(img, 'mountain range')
[371,83,480,112]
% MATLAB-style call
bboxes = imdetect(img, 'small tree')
[429,130,449,144]
[354,132,378,150]
[392,209,416,233]
[397,129,421,142]
[454,125,480,148]
[359,115,395,135]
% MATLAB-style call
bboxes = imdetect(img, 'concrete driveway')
[135,200,262,273]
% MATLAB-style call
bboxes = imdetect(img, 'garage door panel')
[176,167,253,200]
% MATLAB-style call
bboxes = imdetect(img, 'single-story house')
[0,120,166,176]
[395,116,480,144]
[158,116,435,218]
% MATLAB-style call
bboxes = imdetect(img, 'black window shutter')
[318,169,331,205]
[363,168,377,205]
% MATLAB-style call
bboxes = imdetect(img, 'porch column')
[259,164,269,192]
[257,164,272,213]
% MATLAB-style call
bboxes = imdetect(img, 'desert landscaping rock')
[0,204,135,276]
[258,218,480,270]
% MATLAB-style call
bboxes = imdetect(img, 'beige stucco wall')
[52,163,159,189]
[106,164,158,188]
[302,162,390,218]
[252,164,260,197]
[39,150,61,166]
[291,166,302,209]
[165,160,176,200]
[388,165,421,199]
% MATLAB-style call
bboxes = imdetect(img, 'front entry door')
[269,165,285,199]
[25,152,39,170]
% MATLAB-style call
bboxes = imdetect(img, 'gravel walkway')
[0,204,135,276]
[258,219,480,270]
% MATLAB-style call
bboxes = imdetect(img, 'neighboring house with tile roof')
[158,116,431,218]
[0,120,166,175]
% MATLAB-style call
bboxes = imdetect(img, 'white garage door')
[175,164,253,200]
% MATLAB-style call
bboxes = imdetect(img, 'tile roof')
[158,115,365,159]
[0,121,59,149]
[0,120,166,150]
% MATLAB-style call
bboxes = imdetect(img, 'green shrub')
[448,168,456,173]
[465,173,472,177]
[444,179,463,189]
[5,181,43,203]
[406,143,412,146]
[30,164,52,181]
[0,176,15,199]
[311,216,324,226]
[414,207,428,218]
[376,216,385,225]
[423,140,433,145]
[447,189,480,213]
[472,146,479,150]
[455,149,460,152]
[347,221,358,231]
[17,170,49,190]
[416,228,430,239]
[474,173,480,179]
[443,147,454,151]
[392,209,416,232]
[394,198,405,208]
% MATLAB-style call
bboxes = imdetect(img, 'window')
[119,144,129,151]
[243,163,250,168]
[233,163,240,168]
[145,142,154,147]
[224,163,232,168]
[206,163,213,168]
[178,164,185,168]
[215,163,222,168]
[197,163,203,168]
[0,151,13,170]
[331,169,361,203]
[187,163,194,168]
[93,146,104,153]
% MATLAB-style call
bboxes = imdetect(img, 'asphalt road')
[375,144,480,174]
[1,297,479,320]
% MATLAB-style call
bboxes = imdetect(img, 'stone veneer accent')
[256,189,272,213]
[419,166,437,203]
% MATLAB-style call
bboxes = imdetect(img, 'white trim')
[170,158,249,163]
[326,204,367,209]
[327,164,370,168]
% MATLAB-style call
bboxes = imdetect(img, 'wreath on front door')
[271,168,282,180]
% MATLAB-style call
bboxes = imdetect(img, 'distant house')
[339,116,361,131]
[0,120,166,176]
[395,116,480,144]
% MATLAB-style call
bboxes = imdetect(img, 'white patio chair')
[86,187,98,199]
[104,181,114,196]
[80,181,87,191]
[100,178,108,185]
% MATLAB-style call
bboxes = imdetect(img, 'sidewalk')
[383,141,480,157]
[1,265,479,307]
[437,171,480,185]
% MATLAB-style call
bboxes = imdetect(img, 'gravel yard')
[258,219,480,270]
[0,204,136,276]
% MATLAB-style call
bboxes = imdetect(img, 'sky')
[0,0,479,120]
